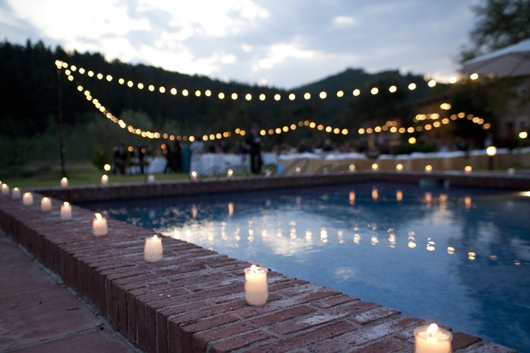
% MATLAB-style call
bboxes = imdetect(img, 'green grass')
[0,162,197,189]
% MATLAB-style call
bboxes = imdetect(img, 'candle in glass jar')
[41,197,52,211]
[244,265,268,306]
[60,202,72,220]
[11,187,21,199]
[144,235,163,262]
[414,323,452,353]
[60,177,68,187]
[23,192,33,205]
[92,213,108,236]
[1,183,9,195]
[101,175,108,185]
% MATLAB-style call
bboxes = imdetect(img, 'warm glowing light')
[304,92,311,100]
[259,94,266,101]
[205,90,212,97]
[195,90,201,97]
[291,124,297,130]
[309,122,316,129]
[440,103,451,110]
[449,77,457,84]
[425,124,432,131]
[319,91,327,99]
[483,123,491,130]
[396,164,403,171]
[390,126,398,133]
[374,126,381,133]
[399,127,406,133]
[465,165,472,173]
[170,88,177,95]
[147,85,154,91]
[283,126,289,132]
[275,128,281,134]
[370,87,379,95]
[349,164,355,172]
[106,75,112,82]
[182,89,189,96]
[448,246,455,255]
[104,164,111,171]
[97,73,103,80]
[425,165,433,172]
[465,196,472,210]
[372,163,379,170]
[358,128,365,134]
[366,128,373,134]
[407,127,414,133]
[325,126,332,133]
[396,190,403,202]
[342,129,348,135]
[486,146,497,156]
[389,85,397,93]
[353,89,360,96]
[372,188,379,201]
[127,81,133,87]
[227,169,233,177]
[427,79,436,87]
[189,136,195,142]
[337,90,344,97]
[409,137,416,144]
[245,93,252,101]
[159,86,166,94]
[218,92,225,99]
[274,94,281,101]
[426,324,438,336]
[470,73,479,80]
[408,83,416,90]
[519,131,528,139]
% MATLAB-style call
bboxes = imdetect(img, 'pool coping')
[1,172,524,353]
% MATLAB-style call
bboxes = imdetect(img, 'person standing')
[246,123,263,174]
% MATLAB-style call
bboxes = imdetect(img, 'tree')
[461,0,530,61]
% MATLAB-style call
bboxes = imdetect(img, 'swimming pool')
[81,183,530,352]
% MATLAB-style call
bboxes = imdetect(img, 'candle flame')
[95,213,102,220]
[64,201,69,206]
[24,192,31,196]
[250,264,257,272]
[62,177,67,182]
[427,323,438,336]
[153,234,158,240]
[43,197,48,201]
[14,187,19,191]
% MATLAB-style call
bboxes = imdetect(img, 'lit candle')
[414,323,452,353]
[190,171,197,181]
[11,187,21,199]
[396,164,404,172]
[144,235,163,262]
[1,183,9,195]
[464,165,472,173]
[147,175,155,183]
[92,213,108,236]
[372,163,379,170]
[349,164,356,172]
[425,165,433,173]
[60,202,72,220]
[101,175,108,185]
[22,192,33,205]
[227,169,233,178]
[244,265,268,306]
[60,177,68,187]
[41,197,52,211]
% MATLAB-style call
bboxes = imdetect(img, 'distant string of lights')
[56,60,490,141]
[55,59,460,102]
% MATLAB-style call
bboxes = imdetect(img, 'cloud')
[1,0,480,88]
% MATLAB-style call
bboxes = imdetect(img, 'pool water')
[81,183,530,352]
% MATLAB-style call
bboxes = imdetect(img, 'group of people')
[113,143,150,175]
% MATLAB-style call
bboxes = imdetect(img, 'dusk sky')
[1,0,480,89]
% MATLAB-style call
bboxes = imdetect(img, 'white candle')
[227,169,233,178]
[22,192,33,205]
[60,177,68,187]
[147,175,155,183]
[92,213,108,236]
[425,165,433,173]
[1,184,9,195]
[244,265,268,306]
[101,175,108,185]
[144,235,163,262]
[60,202,72,220]
[41,197,52,211]
[11,187,21,199]
[414,323,452,353]
[464,166,472,173]
[190,171,197,181]
[396,164,404,172]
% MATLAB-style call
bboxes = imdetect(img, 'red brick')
[193,305,315,352]
[308,316,423,353]
[354,339,405,353]
[272,301,379,335]
[246,321,356,353]
[452,332,482,350]
[350,307,400,325]
[312,294,358,308]
[177,313,240,353]
[209,330,273,353]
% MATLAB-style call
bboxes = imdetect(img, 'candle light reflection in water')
[83,183,530,352]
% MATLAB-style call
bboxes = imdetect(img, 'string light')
[60,61,490,141]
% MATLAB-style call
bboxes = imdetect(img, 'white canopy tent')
[462,38,530,77]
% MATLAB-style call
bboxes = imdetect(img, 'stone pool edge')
[1,172,525,353]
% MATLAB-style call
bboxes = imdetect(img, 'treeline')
[0,39,444,167]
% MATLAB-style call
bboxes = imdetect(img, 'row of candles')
[1,180,453,351]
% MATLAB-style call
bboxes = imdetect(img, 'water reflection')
[82,183,530,352]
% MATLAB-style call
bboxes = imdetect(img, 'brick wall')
[1,173,523,352]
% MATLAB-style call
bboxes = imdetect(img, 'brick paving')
[1,173,524,352]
